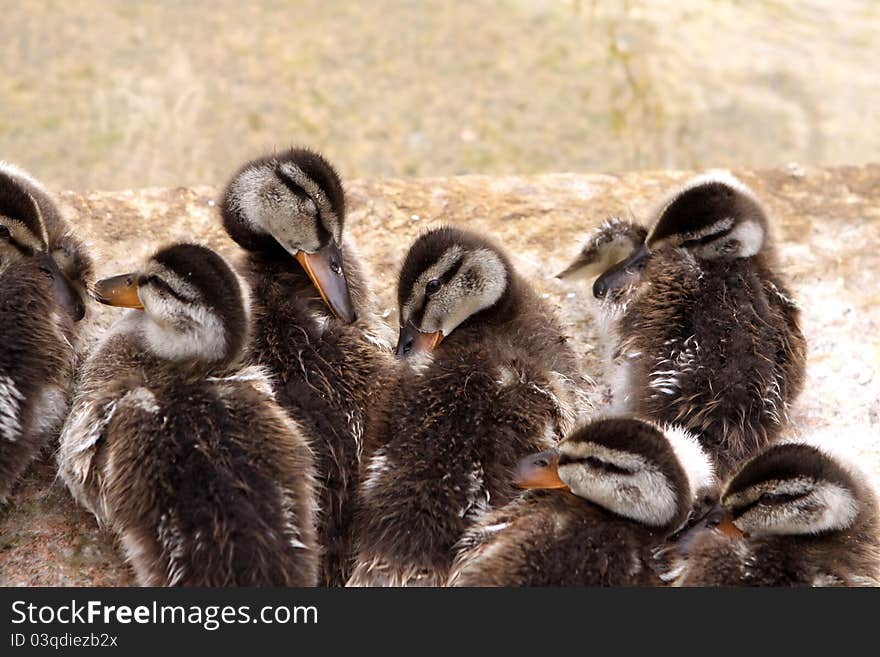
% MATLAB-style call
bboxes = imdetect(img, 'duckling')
[57,243,319,586]
[672,442,880,586]
[0,162,91,503]
[559,173,806,475]
[348,226,585,586]
[448,418,714,586]
[220,148,391,586]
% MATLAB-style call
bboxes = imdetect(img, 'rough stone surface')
[1,165,878,586]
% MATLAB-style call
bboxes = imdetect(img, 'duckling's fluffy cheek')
[418,291,468,335]
[141,300,227,362]
[734,484,859,537]
[560,465,678,528]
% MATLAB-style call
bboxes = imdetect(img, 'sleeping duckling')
[0,162,91,503]
[448,418,714,586]
[348,226,584,586]
[220,148,391,586]
[57,244,319,586]
[672,442,880,586]
[559,173,806,475]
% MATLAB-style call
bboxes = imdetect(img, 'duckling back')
[621,252,805,473]
[102,371,318,586]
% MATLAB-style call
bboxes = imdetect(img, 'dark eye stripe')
[730,490,808,518]
[558,454,634,475]
[411,256,464,325]
[439,256,464,285]
[275,170,330,242]
[140,275,193,304]
[680,226,734,248]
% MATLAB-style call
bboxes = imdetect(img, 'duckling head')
[394,226,513,358]
[93,243,249,367]
[711,443,864,539]
[220,148,355,323]
[516,419,713,531]
[561,173,770,303]
[648,171,767,254]
[0,169,85,320]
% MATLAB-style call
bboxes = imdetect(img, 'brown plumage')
[449,419,715,586]
[220,148,392,586]
[348,227,585,586]
[673,442,880,586]
[559,173,806,475]
[0,161,92,503]
[57,244,319,586]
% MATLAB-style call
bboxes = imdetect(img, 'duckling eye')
[425,278,442,296]
[0,224,9,239]
[759,492,776,505]
[329,255,343,276]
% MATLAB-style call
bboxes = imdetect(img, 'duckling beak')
[673,505,745,556]
[395,322,444,358]
[295,240,356,323]
[93,273,144,309]
[515,449,569,491]
[556,252,596,281]
[714,510,746,539]
[592,244,650,300]
[37,251,86,321]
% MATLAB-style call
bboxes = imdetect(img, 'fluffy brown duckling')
[672,442,879,586]
[559,173,806,475]
[57,244,319,586]
[348,226,585,586]
[0,161,92,503]
[220,148,391,586]
[449,418,715,586]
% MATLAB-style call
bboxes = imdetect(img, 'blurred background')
[2,0,878,191]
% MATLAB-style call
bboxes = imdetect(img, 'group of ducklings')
[1,152,877,587]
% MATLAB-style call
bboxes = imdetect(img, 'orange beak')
[715,513,746,539]
[93,273,143,309]
[294,241,356,323]
[395,322,444,357]
[676,505,746,556]
[515,449,569,490]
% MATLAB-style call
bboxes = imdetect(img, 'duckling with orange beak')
[449,418,715,587]
[349,226,585,586]
[220,149,392,586]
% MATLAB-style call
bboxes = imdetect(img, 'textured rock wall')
[1,165,878,585]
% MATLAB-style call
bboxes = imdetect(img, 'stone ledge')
[1,164,878,585]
